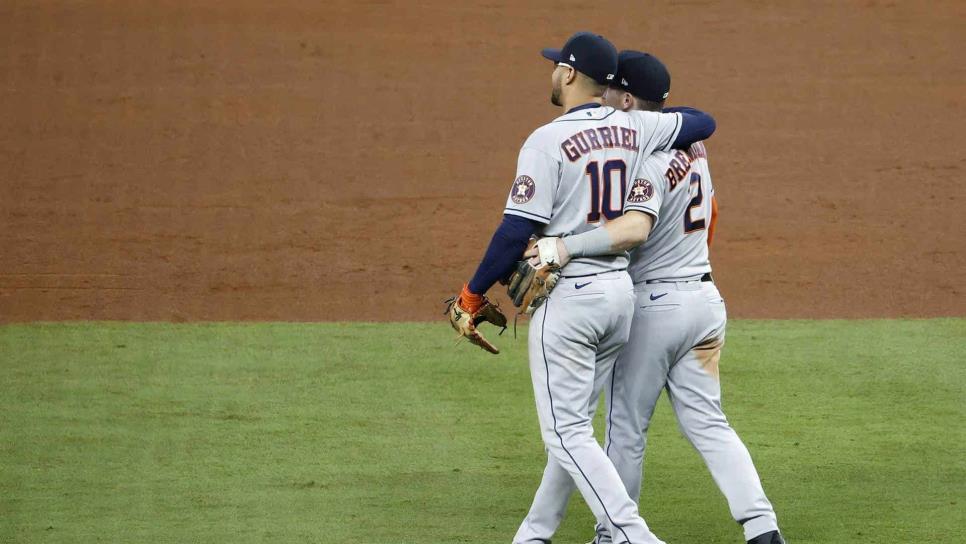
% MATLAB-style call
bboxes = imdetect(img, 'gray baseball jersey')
[623,141,714,282]
[510,104,685,544]
[504,105,683,277]
[596,141,782,543]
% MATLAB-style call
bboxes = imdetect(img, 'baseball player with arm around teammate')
[444,32,717,544]
[543,51,786,544]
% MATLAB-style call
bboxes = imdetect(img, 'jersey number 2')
[684,172,706,233]
[585,160,626,223]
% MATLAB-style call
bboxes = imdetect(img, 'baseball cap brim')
[541,48,564,63]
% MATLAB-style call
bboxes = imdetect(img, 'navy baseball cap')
[541,32,618,86]
[613,50,671,103]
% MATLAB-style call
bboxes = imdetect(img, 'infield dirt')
[1,1,964,322]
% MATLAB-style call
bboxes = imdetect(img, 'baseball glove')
[444,284,507,354]
[506,237,562,315]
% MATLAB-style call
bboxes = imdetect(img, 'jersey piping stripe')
[566,102,604,114]
[604,353,619,459]
[638,111,674,156]
[539,298,636,544]
[623,205,658,218]
[663,113,682,150]
[551,107,618,123]
[504,208,551,222]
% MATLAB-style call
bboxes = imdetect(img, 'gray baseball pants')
[513,271,665,544]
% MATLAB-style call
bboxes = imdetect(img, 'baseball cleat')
[747,530,785,544]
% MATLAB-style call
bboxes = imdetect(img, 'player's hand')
[523,237,571,267]
[510,238,564,315]
[526,238,570,267]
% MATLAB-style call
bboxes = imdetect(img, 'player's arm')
[446,212,542,355]
[463,214,542,301]
[446,212,542,356]
[545,211,653,265]
[533,162,665,265]
[592,210,654,250]
[607,211,655,249]
[465,144,557,298]
[669,107,716,149]
[446,143,557,353]
[638,107,716,152]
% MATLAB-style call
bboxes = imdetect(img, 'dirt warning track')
[1,1,964,322]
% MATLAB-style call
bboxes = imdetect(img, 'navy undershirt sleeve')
[467,214,542,295]
[666,106,716,149]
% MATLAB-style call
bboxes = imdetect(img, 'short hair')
[576,71,608,97]
[634,96,665,112]
[608,85,664,112]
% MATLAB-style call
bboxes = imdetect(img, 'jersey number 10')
[585,160,626,223]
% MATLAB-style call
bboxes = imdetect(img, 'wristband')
[459,283,485,313]
[562,227,614,259]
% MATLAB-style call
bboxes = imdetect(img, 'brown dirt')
[1,1,964,322]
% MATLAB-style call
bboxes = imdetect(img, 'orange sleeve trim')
[707,195,719,249]
[460,283,485,313]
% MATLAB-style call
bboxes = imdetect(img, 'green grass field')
[1,320,964,543]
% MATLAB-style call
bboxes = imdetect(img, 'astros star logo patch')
[627,178,653,203]
[511,175,536,204]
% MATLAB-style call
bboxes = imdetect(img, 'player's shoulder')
[641,147,677,170]
[520,119,568,154]
[523,121,561,144]
[635,154,670,185]
[625,108,679,128]
[520,110,602,157]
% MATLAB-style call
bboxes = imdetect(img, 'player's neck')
[562,92,602,113]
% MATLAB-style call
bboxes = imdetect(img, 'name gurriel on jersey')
[561,126,639,162]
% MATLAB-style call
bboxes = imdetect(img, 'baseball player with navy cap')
[539,51,787,544]
[444,31,719,544]
[609,51,672,107]
[541,31,619,88]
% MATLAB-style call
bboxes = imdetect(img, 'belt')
[644,272,713,284]
[562,268,627,279]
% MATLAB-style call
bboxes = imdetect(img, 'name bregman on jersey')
[664,142,708,189]
[561,127,639,162]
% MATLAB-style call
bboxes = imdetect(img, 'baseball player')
[444,32,717,544]
[540,51,786,544]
